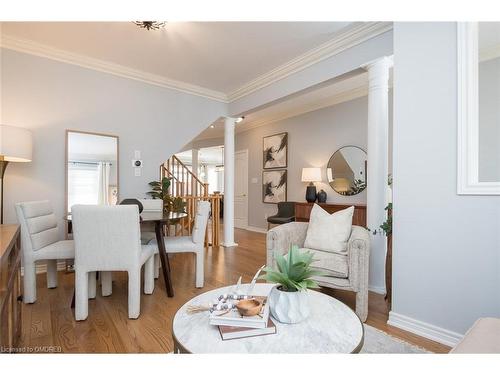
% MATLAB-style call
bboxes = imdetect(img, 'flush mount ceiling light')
[133,21,166,31]
[235,116,245,123]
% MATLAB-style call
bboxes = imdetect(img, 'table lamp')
[301,167,322,203]
[0,125,33,224]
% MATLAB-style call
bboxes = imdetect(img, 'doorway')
[234,149,248,229]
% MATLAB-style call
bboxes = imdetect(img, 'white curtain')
[97,162,111,205]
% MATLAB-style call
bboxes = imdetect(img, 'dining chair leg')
[128,268,141,319]
[46,259,58,288]
[88,271,97,299]
[75,270,89,321]
[23,259,37,304]
[144,257,155,295]
[101,271,113,296]
[195,250,204,288]
[154,253,160,279]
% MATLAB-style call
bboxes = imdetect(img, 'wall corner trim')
[388,311,463,347]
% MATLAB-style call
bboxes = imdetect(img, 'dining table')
[66,210,188,306]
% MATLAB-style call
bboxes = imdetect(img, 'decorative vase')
[317,189,327,203]
[305,184,317,203]
[268,285,309,324]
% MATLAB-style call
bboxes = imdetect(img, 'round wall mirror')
[327,146,367,196]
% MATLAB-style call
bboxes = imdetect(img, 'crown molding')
[227,22,393,102]
[0,34,228,103]
[0,22,392,105]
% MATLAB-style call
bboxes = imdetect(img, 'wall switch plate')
[134,150,141,159]
[134,167,141,177]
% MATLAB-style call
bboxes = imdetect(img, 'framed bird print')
[263,132,288,169]
[262,169,287,204]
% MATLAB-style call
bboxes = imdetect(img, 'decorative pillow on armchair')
[303,204,354,254]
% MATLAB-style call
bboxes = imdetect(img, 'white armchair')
[15,200,75,304]
[150,201,210,288]
[71,205,155,320]
[267,222,370,322]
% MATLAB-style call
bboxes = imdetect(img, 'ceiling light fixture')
[235,116,245,123]
[210,125,215,129]
[133,21,166,31]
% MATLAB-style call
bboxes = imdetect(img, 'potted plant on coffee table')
[260,245,323,324]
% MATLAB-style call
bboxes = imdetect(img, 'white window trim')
[457,22,500,195]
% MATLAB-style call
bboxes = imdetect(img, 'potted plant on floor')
[260,245,323,324]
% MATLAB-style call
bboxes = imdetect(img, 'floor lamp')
[0,125,33,224]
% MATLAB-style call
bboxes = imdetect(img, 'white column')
[191,148,199,177]
[363,56,392,291]
[222,117,238,247]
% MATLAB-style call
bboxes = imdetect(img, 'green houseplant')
[146,177,186,214]
[261,245,323,323]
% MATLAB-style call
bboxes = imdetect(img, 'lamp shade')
[301,167,322,182]
[0,125,33,162]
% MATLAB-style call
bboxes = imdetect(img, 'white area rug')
[361,324,430,353]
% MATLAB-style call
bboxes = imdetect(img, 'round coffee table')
[172,283,364,353]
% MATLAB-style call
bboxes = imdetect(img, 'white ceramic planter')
[268,285,309,324]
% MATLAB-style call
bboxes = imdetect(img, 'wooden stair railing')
[160,155,222,247]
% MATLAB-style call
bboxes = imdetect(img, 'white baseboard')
[388,311,463,347]
[242,225,268,234]
[369,285,386,295]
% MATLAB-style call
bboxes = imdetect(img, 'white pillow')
[303,204,354,254]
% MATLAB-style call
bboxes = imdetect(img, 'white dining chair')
[15,200,75,304]
[150,200,210,288]
[71,205,155,320]
[139,198,163,279]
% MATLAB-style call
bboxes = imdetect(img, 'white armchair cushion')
[300,247,348,278]
[303,204,354,254]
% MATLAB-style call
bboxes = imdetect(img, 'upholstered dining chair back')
[139,198,163,212]
[15,200,59,252]
[277,201,295,218]
[72,205,141,271]
[192,201,211,244]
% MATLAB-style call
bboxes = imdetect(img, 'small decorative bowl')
[236,299,262,316]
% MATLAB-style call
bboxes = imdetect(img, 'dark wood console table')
[294,202,367,227]
[0,224,22,352]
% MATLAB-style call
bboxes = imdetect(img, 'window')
[67,162,99,210]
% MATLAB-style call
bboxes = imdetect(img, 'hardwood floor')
[18,228,450,353]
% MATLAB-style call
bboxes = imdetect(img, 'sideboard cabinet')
[294,202,367,227]
[0,224,22,352]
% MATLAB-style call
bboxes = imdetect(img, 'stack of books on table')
[209,297,277,340]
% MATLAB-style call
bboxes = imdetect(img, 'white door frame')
[234,149,249,229]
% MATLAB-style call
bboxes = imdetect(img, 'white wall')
[0,49,226,233]
[392,22,500,344]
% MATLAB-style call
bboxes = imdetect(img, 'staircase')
[160,155,222,246]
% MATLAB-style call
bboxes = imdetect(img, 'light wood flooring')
[18,228,450,353]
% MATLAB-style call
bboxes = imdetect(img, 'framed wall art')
[262,169,287,203]
[263,132,288,169]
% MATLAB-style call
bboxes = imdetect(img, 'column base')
[221,242,239,248]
